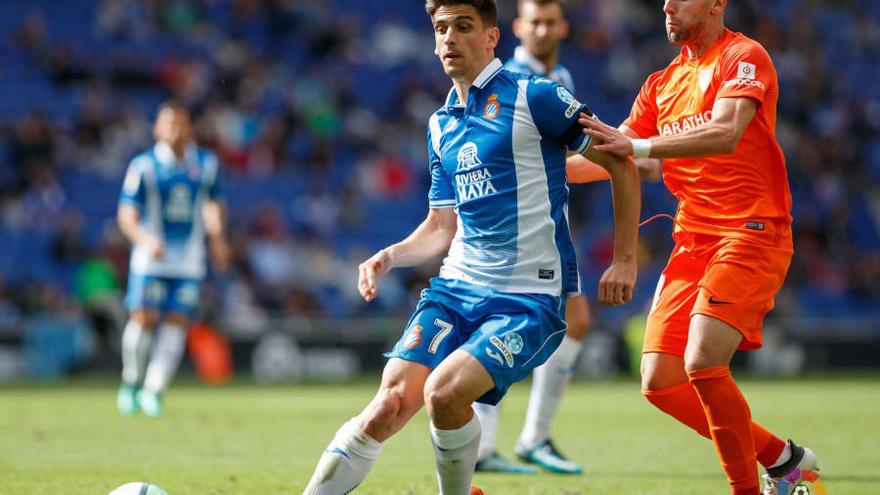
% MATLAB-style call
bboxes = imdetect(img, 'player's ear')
[512,17,523,40]
[560,18,570,39]
[485,25,500,50]
[710,0,726,16]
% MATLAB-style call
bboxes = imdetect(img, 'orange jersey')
[623,29,792,245]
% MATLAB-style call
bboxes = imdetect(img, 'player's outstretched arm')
[117,204,165,258]
[566,151,661,183]
[565,153,609,184]
[203,200,230,271]
[579,97,757,159]
[566,121,662,184]
[582,145,640,306]
[357,207,457,302]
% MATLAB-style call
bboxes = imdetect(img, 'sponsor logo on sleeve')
[737,61,756,80]
[722,60,765,90]
[557,86,582,118]
[556,86,575,104]
[722,78,766,90]
[565,100,581,119]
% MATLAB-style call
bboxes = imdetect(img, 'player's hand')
[209,237,231,272]
[579,113,634,158]
[140,233,166,258]
[358,249,394,302]
[598,258,637,306]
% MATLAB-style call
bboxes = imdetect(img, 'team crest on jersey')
[456,142,482,172]
[404,325,423,349]
[483,93,501,120]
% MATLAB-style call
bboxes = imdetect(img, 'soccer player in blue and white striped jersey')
[473,0,589,475]
[303,1,640,494]
[115,102,229,418]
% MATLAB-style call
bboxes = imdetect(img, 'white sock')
[430,415,481,495]
[519,335,582,448]
[142,322,186,395]
[120,320,152,385]
[303,419,382,495]
[471,402,499,461]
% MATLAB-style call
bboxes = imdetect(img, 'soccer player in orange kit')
[570,1,820,494]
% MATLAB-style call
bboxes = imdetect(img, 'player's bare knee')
[423,382,460,419]
[683,345,728,373]
[362,387,405,436]
[641,354,688,391]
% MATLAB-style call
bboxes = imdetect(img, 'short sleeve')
[527,78,595,155]
[427,115,455,208]
[716,41,775,104]
[119,155,148,210]
[622,71,661,138]
[204,152,223,201]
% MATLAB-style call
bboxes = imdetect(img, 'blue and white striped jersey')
[504,46,575,94]
[506,46,583,296]
[119,142,222,280]
[427,58,593,296]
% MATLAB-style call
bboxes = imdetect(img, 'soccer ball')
[781,480,826,495]
[108,482,168,495]
[792,485,810,495]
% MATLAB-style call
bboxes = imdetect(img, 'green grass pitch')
[2,376,878,494]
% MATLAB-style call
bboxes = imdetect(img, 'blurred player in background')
[574,0,819,493]
[302,1,640,493]
[472,0,586,475]
[115,102,229,417]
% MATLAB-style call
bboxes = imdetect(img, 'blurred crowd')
[0,0,878,350]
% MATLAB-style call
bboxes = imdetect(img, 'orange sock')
[688,366,759,495]
[643,381,785,468]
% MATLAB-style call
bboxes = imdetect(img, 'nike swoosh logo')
[708,296,734,305]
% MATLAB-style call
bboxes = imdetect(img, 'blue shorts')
[386,277,567,405]
[125,274,201,319]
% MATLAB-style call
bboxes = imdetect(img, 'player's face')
[432,5,499,80]
[663,0,718,44]
[153,107,193,148]
[513,1,568,59]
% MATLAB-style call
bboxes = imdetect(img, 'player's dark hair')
[425,0,498,27]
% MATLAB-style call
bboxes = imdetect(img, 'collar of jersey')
[680,27,733,63]
[445,58,504,108]
[154,141,197,167]
[513,46,551,76]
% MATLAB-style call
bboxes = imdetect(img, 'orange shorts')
[644,232,792,355]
